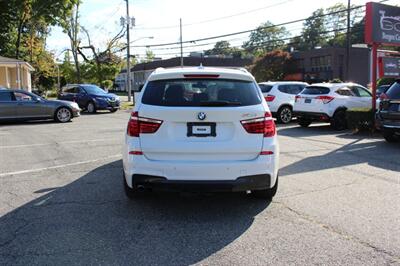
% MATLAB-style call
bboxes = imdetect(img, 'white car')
[258,81,308,124]
[122,67,279,200]
[293,83,372,130]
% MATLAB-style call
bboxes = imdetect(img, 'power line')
[130,3,368,48]
[134,0,295,30]
[130,0,391,49]
[133,26,363,57]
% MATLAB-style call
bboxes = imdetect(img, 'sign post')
[365,2,400,110]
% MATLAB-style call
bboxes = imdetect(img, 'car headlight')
[70,102,80,110]
[95,97,106,101]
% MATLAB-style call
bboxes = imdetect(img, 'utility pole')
[125,0,132,102]
[345,0,351,81]
[180,18,183,67]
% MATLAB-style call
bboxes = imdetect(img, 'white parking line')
[0,154,121,177]
[0,138,120,149]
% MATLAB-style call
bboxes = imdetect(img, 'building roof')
[121,57,253,73]
[0,56,35,71]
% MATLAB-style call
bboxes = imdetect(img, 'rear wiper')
[199,101,242,106]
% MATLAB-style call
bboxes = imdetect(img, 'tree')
[143,49,155,62]
[299,9,327,50]
[76,26,125,84]
[249,50,293,81]
[243,22,289,55]
[59,1,81,82]
[205,41,247,58]
[325,3,363,47]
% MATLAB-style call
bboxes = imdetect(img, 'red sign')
[365,2,400,46]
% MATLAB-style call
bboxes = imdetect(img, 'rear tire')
[277,106,293,124]
[383,129,398,143]
[298,118,312,128]
[331,110,347,130]
[87,102,96,114]
[251,176,278,200]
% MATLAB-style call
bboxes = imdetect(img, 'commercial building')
[289,47,371,86]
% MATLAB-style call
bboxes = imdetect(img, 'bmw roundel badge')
[197,112,206,121]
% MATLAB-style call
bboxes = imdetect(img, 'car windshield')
[82,85,106,95]
[142,79,262,107]
[301,86,330,95]
[386,82,400,99]
[377,85,390,95]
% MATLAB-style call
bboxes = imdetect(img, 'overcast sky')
[47,0,398,61]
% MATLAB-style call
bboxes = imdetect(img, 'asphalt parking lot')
[0,111,399,265]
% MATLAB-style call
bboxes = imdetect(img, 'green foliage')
[243,22,289,55]
[205,41,246,58]
[101,80,113,89]
[330,78,343,83]
[300,9,327,50]
[346,108,375,132]
[250,50,292,82]
[377,78,396,87]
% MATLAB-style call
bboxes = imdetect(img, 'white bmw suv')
[258,81,308,124]
[122,67,279,200]
[293,83,372,130]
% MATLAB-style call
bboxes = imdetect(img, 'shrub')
[101,80,113,89]
[329,78,343,83]
[346,108,375,132]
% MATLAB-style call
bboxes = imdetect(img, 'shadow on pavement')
[0,160,269,265]
[278,123,339,138]
[280,135,400,177]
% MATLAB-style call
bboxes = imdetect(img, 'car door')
[14,91,51,119]
[75,86,88,108]
[0,91,17,119]
[350,86,372,109]
[59,86,76,102]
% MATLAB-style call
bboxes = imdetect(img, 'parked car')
[377,84,391,97]
[376,80,400,142]
[58,84,120,113]
[0,89,80,123]
[122,67,279,200]
[293,83,372,130]
[258,81,308,124]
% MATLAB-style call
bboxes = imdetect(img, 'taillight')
[127,112,163,137]
[241,112,276,137]
[316,95,334,104]
[379,93,388,100]
[295,95,302,102]
[265,95,275,102]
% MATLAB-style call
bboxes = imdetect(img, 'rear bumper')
[376,113,400,131]
[294,111,330,121]
[130,174,271,192]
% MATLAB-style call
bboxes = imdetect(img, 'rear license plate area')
[187,122,216,137]
[305,98,312,103]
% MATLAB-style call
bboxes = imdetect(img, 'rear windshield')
[142,79,262,107]
[258,84,273,93]
[301,86,330,95]
[386,82,400,99]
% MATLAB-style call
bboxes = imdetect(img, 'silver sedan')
[0,89,80,123]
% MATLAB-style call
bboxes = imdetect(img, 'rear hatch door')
[138,78,265,162]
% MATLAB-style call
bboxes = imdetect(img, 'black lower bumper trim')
[294,111,330,121]
[132,174,271,192]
